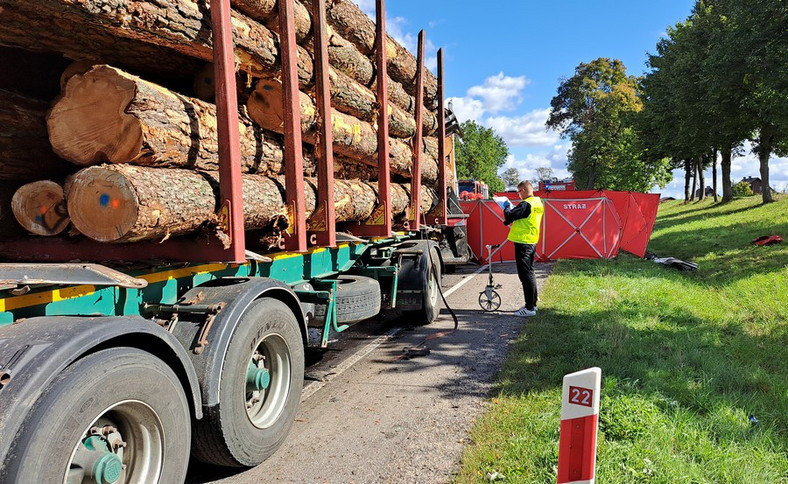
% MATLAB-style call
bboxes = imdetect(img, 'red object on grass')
[752,235,783,246]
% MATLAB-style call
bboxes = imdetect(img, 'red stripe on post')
[557,414,598,483]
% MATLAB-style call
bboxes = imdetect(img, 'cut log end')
[11,180,70,236]
[66,166,140,242]
[48,66,144,166]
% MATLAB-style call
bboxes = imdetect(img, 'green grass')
[454,195,788,483]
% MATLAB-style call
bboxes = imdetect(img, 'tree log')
[227,0,439,134]
[0,89,72,181]
[0,0,437,134]
[247,79,439,182]
[48,65,305,174]
[322,0,438,107]
[66,164,437,243]
[11,180,70,236]
[0,2,205,82]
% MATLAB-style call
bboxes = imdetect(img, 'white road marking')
[301,266,486,401]
[442,265,487,298]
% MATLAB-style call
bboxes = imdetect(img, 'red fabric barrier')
[464,191,659,263]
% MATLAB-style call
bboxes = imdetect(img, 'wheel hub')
[74,426,126,484]
[247,360,271,391]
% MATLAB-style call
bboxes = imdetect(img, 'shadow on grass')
[495,304,787,439]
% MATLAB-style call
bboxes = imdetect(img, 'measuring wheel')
[478,243,503,312]
[478,286,501,312]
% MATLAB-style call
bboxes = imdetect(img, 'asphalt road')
[187,260,552,484]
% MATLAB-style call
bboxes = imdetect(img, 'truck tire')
[192,297,304,467]
[2,347,191,483]
[313,275,381,324]
[407,246,442,325]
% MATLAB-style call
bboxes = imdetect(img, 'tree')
[455,120,508,193]
[500,167,520,188]
[547,58,672,192]
[535,167,554,182]
[732,180,754,197]
[640,0,788,204]
[721,0,788,204]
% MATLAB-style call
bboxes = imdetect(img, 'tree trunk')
[247,79,439,183]
[66,164,437,243]
[721,146,733,202]
[690,157,697,201]
[0,89,72,181]
[758,125,774,203]
[0,0,438,135]
[11,181,70,236]
[712,148,718,203]
[696,155,705,201]
[684,159,692,202]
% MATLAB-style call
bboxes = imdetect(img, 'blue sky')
[352,0,788,198]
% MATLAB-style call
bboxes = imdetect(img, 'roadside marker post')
[557,367,601,484]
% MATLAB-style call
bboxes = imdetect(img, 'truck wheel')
[313,275,381,324]
[3,347,191,483]
[408,246,442,325]
[192,297,304,467]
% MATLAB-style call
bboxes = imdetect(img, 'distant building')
[740,177,763,194]
[695,186,716,198]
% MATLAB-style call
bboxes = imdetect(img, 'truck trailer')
[0,0,467,481]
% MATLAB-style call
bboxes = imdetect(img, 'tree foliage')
[535,167,555,182]
[546,58,672,192]
[640,0,788,203]
[455,121,508,193]
[500,167,520,188]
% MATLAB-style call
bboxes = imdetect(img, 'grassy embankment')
[455,195,788,483]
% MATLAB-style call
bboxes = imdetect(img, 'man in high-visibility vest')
[503,180,544,317]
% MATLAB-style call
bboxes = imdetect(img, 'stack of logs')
[0,0,446,247]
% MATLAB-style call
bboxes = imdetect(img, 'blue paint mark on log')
[99,194,110,207]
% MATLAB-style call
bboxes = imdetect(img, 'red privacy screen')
[463,191,659,264]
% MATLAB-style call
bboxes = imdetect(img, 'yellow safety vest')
[508,196,544,244]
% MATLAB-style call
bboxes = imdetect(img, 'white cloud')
[447,73,557,149]
[447,97,485,124]
[500,145,571,184]
[467,72,529,113]
[486,109,559,147]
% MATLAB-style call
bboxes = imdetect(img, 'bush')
[732,181,754,197]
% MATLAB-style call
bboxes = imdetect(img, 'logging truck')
[0,0,469,481]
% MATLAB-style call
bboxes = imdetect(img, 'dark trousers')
[514,242,537,310]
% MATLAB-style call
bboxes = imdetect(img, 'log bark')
[66,164,438,242]
[11,181,70,236]
[232,0,312,42]
[0,89,72,181]
[0,2,205,81]
[322,0,438,107]
[248,79,439,182]
[1,0,438,134]
[48,65,304,174]
[227,0,439,134]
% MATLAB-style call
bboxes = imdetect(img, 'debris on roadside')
[399,345,431,359]
[645,253,698,271]
[752,235,782,246]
